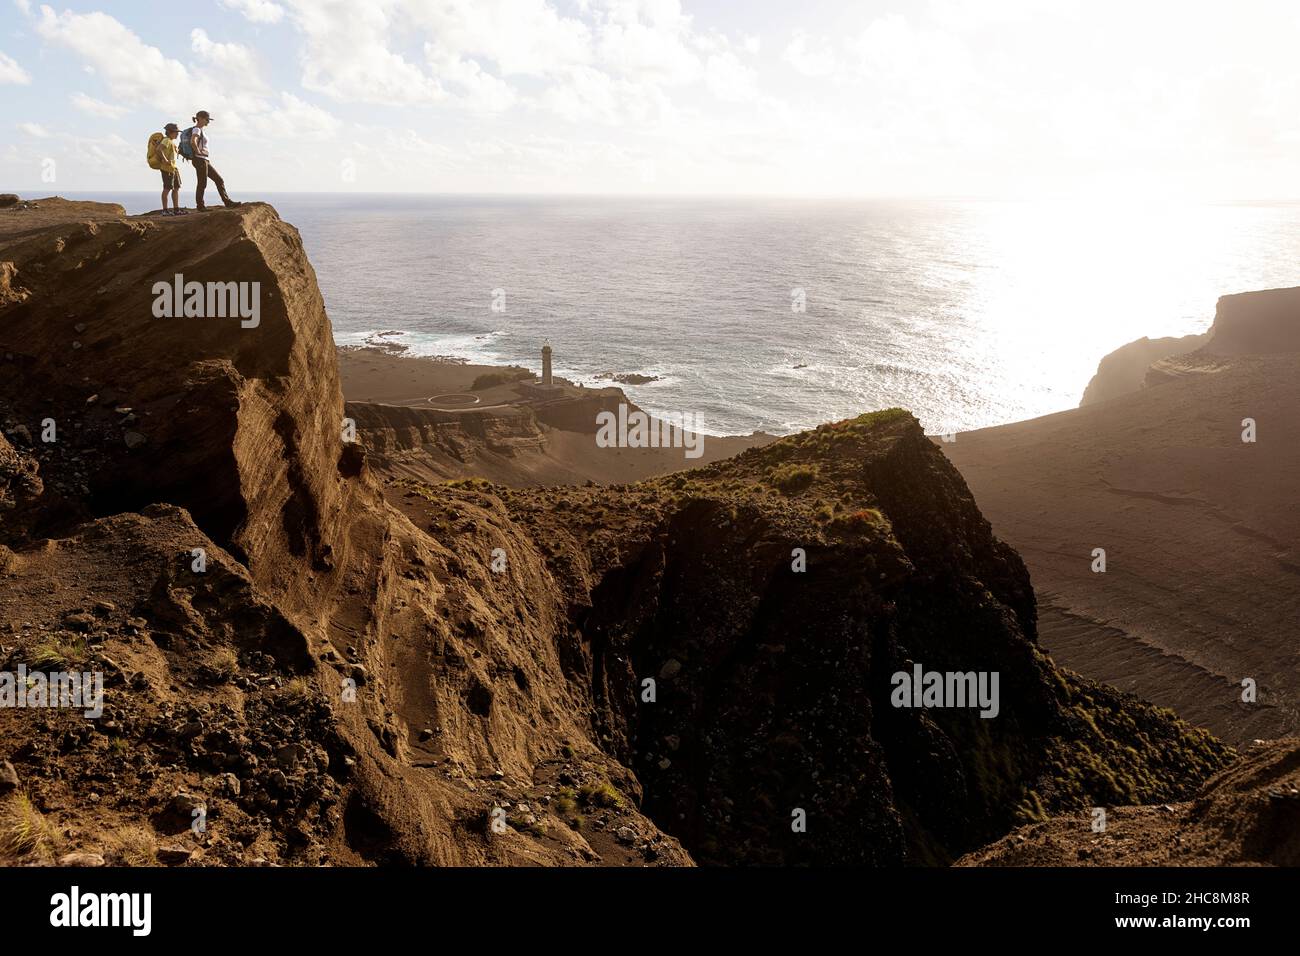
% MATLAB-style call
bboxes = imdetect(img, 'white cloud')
[17,121,50,137]
[535,64,620,123]
[845,15,970,88]
[285,1,447,105]
[927,0,1081,31]
[219,0,285,25]
[32,7,273,130]
[191,28,266,90]
[535,64,675,126]
[34,7,337,144]
[0,51,32,85]
[593,0,702,85]
[409,0,592,77]
[0,128,139,190]
[704,50,757,102]
[781,31,836,78]
[281,0,595,111]
[253,92,343,140]
[424,45,517,112]
[278,0,743,123]
[35,6,195,108]
[74,131,132,168]
[70,92,130,118]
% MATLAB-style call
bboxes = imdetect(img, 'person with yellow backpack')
[146,124,188,216]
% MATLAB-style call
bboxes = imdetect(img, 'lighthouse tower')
[541,341,553,386]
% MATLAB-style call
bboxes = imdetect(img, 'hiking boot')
[222,198,243,208]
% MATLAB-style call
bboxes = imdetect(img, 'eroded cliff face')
[1143,287,1300,391]
[1204,286,1300,356]
[0,204,343,591]
[0,201,1231,867]
[958,738,1300,867]
[1080,333,1209,406]
[468,412,1229,864]
[343,400,550,484]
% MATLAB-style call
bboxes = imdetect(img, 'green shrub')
[30,637,87,669]
[767,463,817,495]
[578,780,622,809]
[827,508,886,535]
[553,791,578,817]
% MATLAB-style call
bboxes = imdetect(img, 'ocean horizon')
[61,191,1300,436]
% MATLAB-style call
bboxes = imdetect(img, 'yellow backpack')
[146,132,166,170]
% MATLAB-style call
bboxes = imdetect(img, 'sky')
[2,0,1300,197]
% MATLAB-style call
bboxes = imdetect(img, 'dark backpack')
[178,127,196,161]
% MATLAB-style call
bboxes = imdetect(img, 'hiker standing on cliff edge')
[181,110,241,210]
[147,123,187,216]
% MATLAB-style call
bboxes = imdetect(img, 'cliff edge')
[1080,332,1208,406]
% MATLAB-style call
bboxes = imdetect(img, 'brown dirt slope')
[343,397,770,487]
[959,738,1300,866]
[946,288,1300,746]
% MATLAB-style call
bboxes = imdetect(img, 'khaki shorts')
[160,169,180,190]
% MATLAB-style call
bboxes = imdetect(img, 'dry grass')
[578,780,623,809]
[0,793,60,861]
[209,647,239,682]
[29,636,88,669]
[276,676,312,701]
[106,825,158,867]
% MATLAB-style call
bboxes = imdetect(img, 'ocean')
[73,192,1300,437]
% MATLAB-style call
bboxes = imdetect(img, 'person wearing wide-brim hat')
[187,110,241,211]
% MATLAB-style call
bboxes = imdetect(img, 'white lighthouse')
[541,341,553,386]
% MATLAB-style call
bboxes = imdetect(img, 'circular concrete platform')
[425,393,481,410]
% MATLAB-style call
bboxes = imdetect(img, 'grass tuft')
[0,793,59,861]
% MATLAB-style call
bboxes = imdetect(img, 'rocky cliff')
[1203,286,1300,355]
[1080,332,1208,405]
[1145,286,1300,388]
[959,737,1300,866]
[1080,288,1300,406]
[0,199,1231,867]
